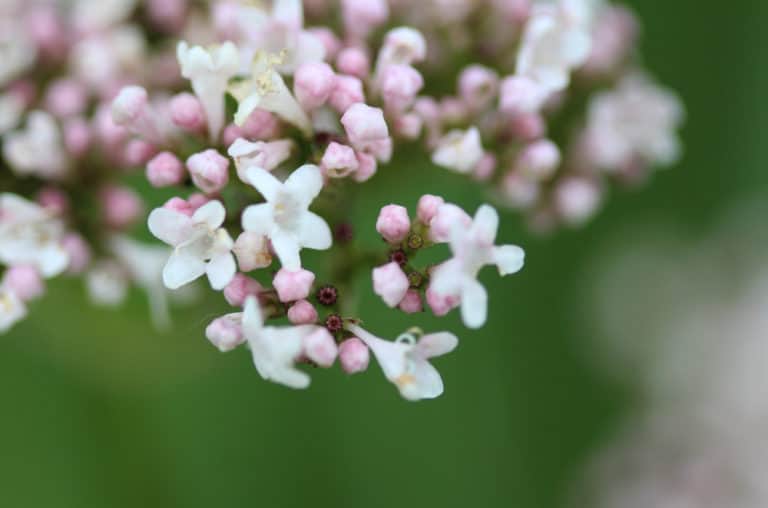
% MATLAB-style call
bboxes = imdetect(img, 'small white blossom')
[349,325,458,401]
[177,40,240,141]
[3,111,68,180]
[431,126,484,174]
[0,285,26,333]
[148,200,236,290]
[430,204,525,329]
[86,260,129,307]
[227,137,294,182]
[241,164,331,271]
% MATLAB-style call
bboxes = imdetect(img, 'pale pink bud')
[170,92,206,132]
[163,196,195,216]
[429,203,472,243]
[336,47,370,79]
[223,273,262,307]
[45,79,88,118]
[417,194,445,225]
[308,27,341,60]
[395,113,423,140]
[63,117,92,157]
[398,290,423,314]
[365,137,393,163]
[510,112,545,141]
[379,27,427,67]
[25,7,66,59]
[583,6,638,76]
[240,109,280,140]
[459,65,499,111]
[61,233,92,274]
[111,85,148,126]
[499,76,546,115]
[492,0,531,22]
[287,299,318,325]
[516,139,561,180]
[94,105,128,148]
[146,151,185,187]
[329,75,365,114]
[302,328,338,367]
[554,178,601,226]
[426,286,460,316]
[439,98,468,124]
[101,186,143,229]
[341,103,389,145]
[294,62,336,111]
[36,187,69,215]
[376,204,411,244]
[321,142,358,178]
[187,193,210,210]
[2,265,44,301]
[342,0,389,39]
[186,149,229,194]
[233,231,272,271]
[222,124,244,147]
[380,64,424,113]
[273,268,315,303]
[339,337,369,374]
[353,152,377,182]
[502,171,540,209]
[474,153,497,181]
[205,315,245,352]
[372,262,409,307]
[123,139,157,167]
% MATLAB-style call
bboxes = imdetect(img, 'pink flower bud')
[473,152,497,181]
[509,112,545,141]
[378,27,427,67]
[2,265,44,301]
[336,47,370,79]
[101,186,143,229]
[170,92,206,132]
[273,268,315,303]
[222,124,244,147]
[240,109,280,140]
[426,286,460,316]
[93,104,128,149]
[163,196,195,216]
[146,0,188,33]
[398,290,423,314]
[308,27,341,60]
[25,7,66,59]
[287,299,318,325]
[45,79,88,118]
[516,139,561,180]
[328,76,365,115]
[395,113,423,140]
[339,337,369,374]
[187,193,210,210]
[502,171,540,209]
[459,65,499,111]
[554,178,601,226]
[186,149,229,194]
[63,117,92,157]
[321,142,358,178]
[146,151,185,187]
[429,203,472,243]
[302,328,338,367]
[341,103,389,145]
[223,273,262,307]
[417,194,445,224]
[372,262,409,307]
[61,233,92,274]
[36,187,69,215]
[379,64,424,113]
[439,97,468,124]
[376,204,411,244]
[123,139,157,167]
[492,0,531,23]
[111,85,149,126]
[353,152,377,182]
[233,231,272,271]
[342,0,389,39]
[294,62,336,111]
[205,315,245,352]
[499,76,546,115]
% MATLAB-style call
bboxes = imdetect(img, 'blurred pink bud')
[170,92,206,132]
[321,142,358,178]
[36,187,69,215]
[146,152,185,187]
[459,65,499,111]
[273,268,315,303]
[502,171,540,209]
[379,27,427,67]
[583,6,638,76]
[147,0,188,32]
[426,286,460,316]
[372,262,409,307]
[554,178,602,226]
[342,0,389,39]
[429,203,472,242]
[380,64,424,113]
[287,299,318,325]
[329,75,365,114]
[439,97,468,124]
[510,112,546,141]
[376,204,411,244]
[123,139,157,167]
[26,7,66,59]
[516,139,561,180]
[111,86,148,126]
[94,104,128,148]
[3,265,44,301]
[233,231,272,271]
[339,337,370,374]
[223,273,262,307]
[417,194,445,224]
[294,62,336,110]
[61,233,92,274]
[336,47,370,79]
[499,76,546,115]
[101,186,143,229]
[240,109,281,140]
[395,113,423,140]
[302,328,338,367]
[341,103,389,145]
[308,27,342,60]
[63,117,92,157]
[45,79,88,118]
[492,0,531,23]
[205,315,245,352]
[163,196,195,216]
[222,124,244,147]
[353,151,377,182]
[187,193,210,210]
[398,290,423,314]
[186,149,229,194]
[473,153,497,181]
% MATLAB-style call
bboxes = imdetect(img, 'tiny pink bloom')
[336,47,370,79]
[395,113,423,140]
[379,64,424,113]
[501,171,540,209]
[2,265,44,301]
[110,85,149,126]
[205,314,245,352]
[123,139,157,167]
[45,79,88,118]
[163,196,195,216]
[417,194,445,225]
[341,0,389,39]
[287,299,318,325]
[499,75,547,115]
[376,204,411,244]
[516,139,561,180]
[222,124,244,146]
[473,153,497,181]
[188,193,211,210]
[554,178,602,226]
[93,104,128,149]
[294,62,336,110]
[353,152,377,182]
[61,233,92,274]
[372,261,409,307]
[459,65,499,111]
[146,151,185,187]
[224,273,263,307]
[273,268,316,303]
[341,103,389,146]
[186,149,230,194]
[509,112,546,141]
[62,117,92,157]
[339,337,370,374]
[233,231,272,271]
[302,328,338,368]
[36,187,69,215]
[321,142,358,178]
[308,27,342,59]
[170,92,206,133]
[377,27,427,70]
[398,290,423,314]
[328,75,365,114]
[101,186,143,229]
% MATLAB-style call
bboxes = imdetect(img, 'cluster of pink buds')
[0,0,683,400]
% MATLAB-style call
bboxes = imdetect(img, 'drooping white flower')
[0,285,26,333]
[148,200,236,290]
[3,111,68,180]
[430,204,525,329]
[227,137,294,182]
[0,193,69,278]
[431,126,484,174]
[348,325,458,401]
[228,51,312,135]
[177,40,240,141]
[242,296,316,389]
[584,72,685,170]
[241,164,331,270]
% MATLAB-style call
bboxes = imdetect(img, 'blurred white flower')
[431,127,484,174]
[3,111,68,180]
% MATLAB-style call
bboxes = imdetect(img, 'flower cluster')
[0,0,683,400]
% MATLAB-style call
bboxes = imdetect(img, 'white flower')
[228,51,312,135]
[585,72,685,170]
[148,200,236,290]
[516,1,593,97]
[242,296,316,389]
[0,193,69,277]
[86,260,128,307]
[431,127,484,174]
[0,21,35,87]
[430,204,525,329]
[72,0,137,32]
[0,285,26,333]
[0,92,24,135]
[3,111,68,180]
[348,325,458,401]
[241,164,331,270]
[227,137,294,182]
[177,40,240,141]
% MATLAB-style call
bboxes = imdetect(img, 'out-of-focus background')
[2,1,766,507]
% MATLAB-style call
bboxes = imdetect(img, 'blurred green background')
[2,1,767,506]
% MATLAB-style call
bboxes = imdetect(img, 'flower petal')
[192,200,226,229]
[400,360,444,400]
[298,211,332,250]
[460,277,488,329]
[471,204,499,245]
[284,164,323,207]
[494,245,525,276]
[162,249,207,289]
[271,230,301,270]
[148,208,193,246]
[242,296,264,336]
[246,167,282,201]
[206,252,236,290]
[414,332,459,359]
[241,203,275,236]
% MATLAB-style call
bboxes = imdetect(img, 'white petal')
[471,204,499,245]
[162,250,207,289]
[271,230,301,270]
[414,332,459,359]
[351,325,407,382]
[298,212,332,250]
[148,208,193,246]
[460,277,488,329]
[429,260,463,297]
[494,245,525,276]
[242,296,264,337]
[206,252,236,290]
[246,167,282,201]
[284,164,323,207]
[400,361,444,400]
[37,245,70,278]
[192,200,226,229]
[241,203,275,236]
[233,92,262,126]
